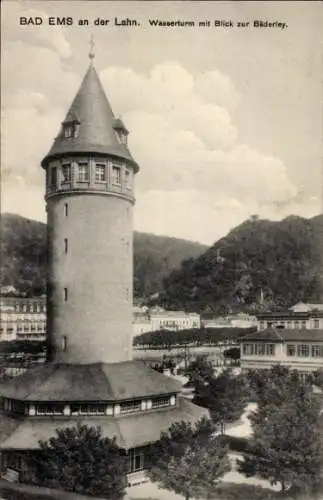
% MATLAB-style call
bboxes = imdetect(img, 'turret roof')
[42,64,138,171]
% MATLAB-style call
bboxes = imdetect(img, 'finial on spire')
[88,34,95,62]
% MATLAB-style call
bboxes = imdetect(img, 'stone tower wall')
[46,192,133,364]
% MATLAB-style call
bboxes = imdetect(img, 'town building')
[201,312,256,329]
[289,302,323,313]
[256,309,323,331]
[0,50,207,485]
[0,297,46,342]
[240,327,323,376]
[132,314,152,337]
[132,309,201,337]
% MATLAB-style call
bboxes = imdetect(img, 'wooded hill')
[155,214,323,314]
[0,214,207,298]
[1,213,322,312]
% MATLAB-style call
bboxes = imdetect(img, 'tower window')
[78,163,89,182]
[62,164,71,182]
[64,238,68,254]
[112,166,121,185]
[124,169,132,189]
[63,288,68,302]
[51,167,57,188]
[64,203,68,217]
[61,336,67,352]
[95,164,106,182]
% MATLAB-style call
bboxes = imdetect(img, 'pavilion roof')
[0,398,209,451]
[0,361,182,402]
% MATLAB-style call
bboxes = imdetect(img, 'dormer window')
[61,114,80,140]
[64,126,73,139]
[113,118,129,145]
[117,131,127,145]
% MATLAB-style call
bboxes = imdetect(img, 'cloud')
[195,70,241,112]
[1,24,315,243]
[100,62,310,243]
[102,63,297,199]
[2,38,79,186]
[2,3,72,59]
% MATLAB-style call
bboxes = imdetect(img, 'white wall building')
[257,311,323,331]
[132,309,201,337]
[289,302,323,313]
[240,328,323,376]
[0,297,46,342]
[201,313,257,329]
[150,310,200,332]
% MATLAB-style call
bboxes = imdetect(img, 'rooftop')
[257,311,323,319]
[290,302,323,312]
[0,397,208,451]
[41,64,139,171]
[240,328,323,343]
[0,360,182,402]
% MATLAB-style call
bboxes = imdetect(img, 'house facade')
[132,309,201,337]
[256,310,323,331]
[240,328,323,376]
[0,297,46,342]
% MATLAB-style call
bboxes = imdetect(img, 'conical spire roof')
[42,64,138,170]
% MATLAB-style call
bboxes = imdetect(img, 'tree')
[246,365,311,423]
[313,369,323,389]
[193,371,248,425]
[27,423,127,499]
[147,418,230,500]
[184,355,214,386]
[239,368,323,494]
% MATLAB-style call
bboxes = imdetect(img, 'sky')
[1,0,322,245]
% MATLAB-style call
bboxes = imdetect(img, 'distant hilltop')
[0,213,207,298]
[153,214,323,314]
[1,213,322,313]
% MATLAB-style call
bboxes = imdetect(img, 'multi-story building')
[150,310,200,332]
[201,313,256,329]
[240,327,323,376]
[256,310,323,331]
[0,297,46,342]
[132,309,201,337]
[132,315,152,337]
